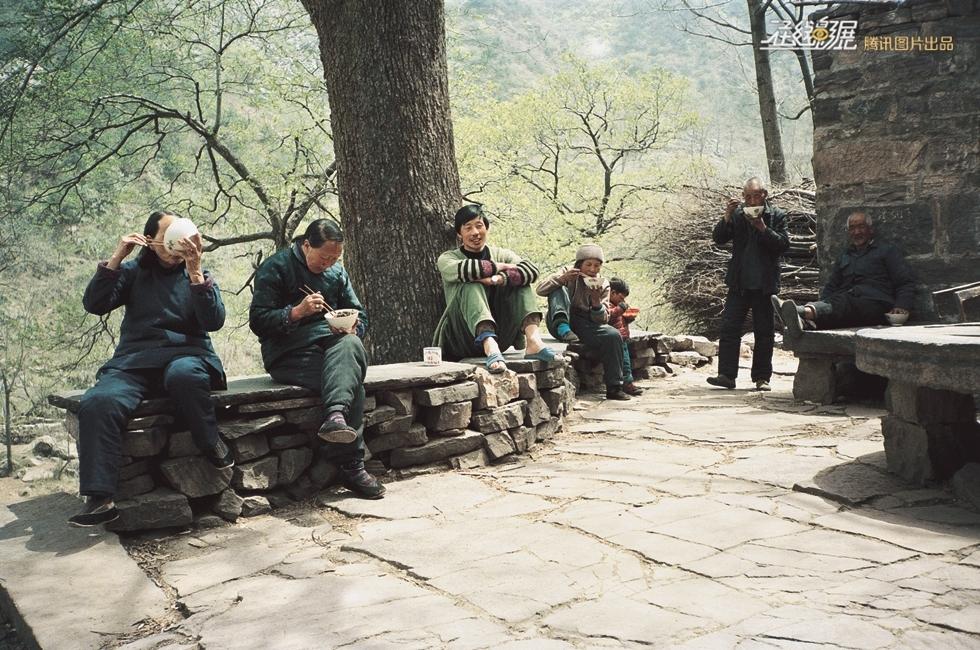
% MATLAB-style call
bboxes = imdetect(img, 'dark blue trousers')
[546,288,624,389]
[267,335,367,465]
[77,356,221,497]
[718,288,774,382]
[621,341,634,384]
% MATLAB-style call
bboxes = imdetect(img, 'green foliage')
[456,55,701,276]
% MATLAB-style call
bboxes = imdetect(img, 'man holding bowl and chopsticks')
[249,218,384,499]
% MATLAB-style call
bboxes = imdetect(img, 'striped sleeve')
[456,258,497,283]
[513,260,538,286]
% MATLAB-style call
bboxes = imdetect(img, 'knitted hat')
[575,243,604,263]
[454,204,489,233]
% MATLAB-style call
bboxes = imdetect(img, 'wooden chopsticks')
[299,284,334,311]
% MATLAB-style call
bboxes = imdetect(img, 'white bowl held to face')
[885,311,909,326]
[325,308,359,330]
[163,217,199,252]
[743,205,764,220]
[583,275,604,290]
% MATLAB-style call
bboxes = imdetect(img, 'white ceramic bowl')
[884,312,909,326]
[163,217,199,252]
[325,308,359,330]
[583,275,604,290]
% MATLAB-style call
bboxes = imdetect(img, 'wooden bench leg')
[792,356,837,404]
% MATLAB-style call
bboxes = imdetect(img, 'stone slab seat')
[456,330,662,365]
[781,326,864,358]
[48,363,477,415]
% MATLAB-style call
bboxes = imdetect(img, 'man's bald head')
[743,177,767,193]
[742,176,768,207]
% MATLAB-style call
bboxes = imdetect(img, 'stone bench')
[855,323,980,485]
[933,281,980,323]
[553,329,668,390]
[781,327,877,403]
[48,357,572,532]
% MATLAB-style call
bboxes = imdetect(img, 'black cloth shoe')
[318,420,358,444]
[205,438,235,470]
[605,386,631,401]
[623,382,644,396]
[773,295,805,338]
[340,462,386,499]
[68,496,119,527]
[706,375,736,389]
[559,330,580,343]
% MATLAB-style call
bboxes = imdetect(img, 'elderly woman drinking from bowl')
[536,244,630,401]
[70,210,230,527]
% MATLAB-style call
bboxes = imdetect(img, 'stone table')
[855,323,980,484]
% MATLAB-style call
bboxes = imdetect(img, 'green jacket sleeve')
[438,249,497,284]
[249,259,296,339]
[494,247,539,286]
[82,261,136,315]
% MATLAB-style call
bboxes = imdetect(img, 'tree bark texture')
[301,0,461,364]
[747,0,787,184]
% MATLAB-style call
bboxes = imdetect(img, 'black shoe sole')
[706,377,735,390]
[341,480,386,500]
[319,428,358,444]
[68,508,120,528]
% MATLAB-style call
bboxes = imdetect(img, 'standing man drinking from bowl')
[707,176,790,392]
[249,219,383,499]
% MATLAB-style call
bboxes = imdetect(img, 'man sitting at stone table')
[774,211,916,335]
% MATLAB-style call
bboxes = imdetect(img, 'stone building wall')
[810,0,980,319]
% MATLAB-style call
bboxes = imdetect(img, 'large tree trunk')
[747,0,787,184]
[301,0,460,364]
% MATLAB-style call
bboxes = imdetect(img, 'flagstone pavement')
[2,352,978,649]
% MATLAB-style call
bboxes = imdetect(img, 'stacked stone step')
[657,335,717,370]
[50,359,573,532]
[369,355,572,469]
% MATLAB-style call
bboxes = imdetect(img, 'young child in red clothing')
[607,277,642,396]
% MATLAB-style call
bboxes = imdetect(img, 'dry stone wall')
[51,358,573,532]
[810,0,980,319]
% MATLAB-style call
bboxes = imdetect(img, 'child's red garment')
[608,303,638,340]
